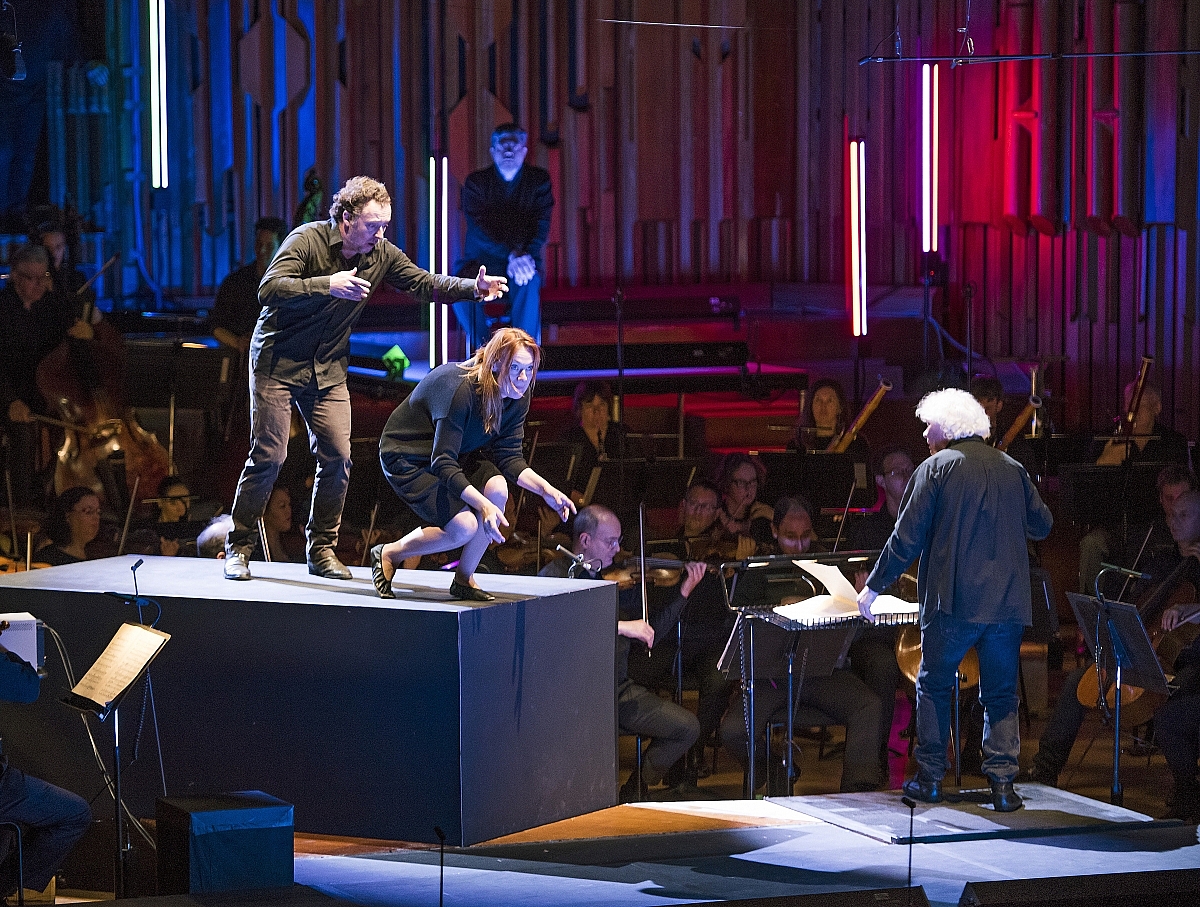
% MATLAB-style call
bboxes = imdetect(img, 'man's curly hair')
[329,176,391,222]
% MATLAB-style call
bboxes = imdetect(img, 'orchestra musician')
[971,375,1036,474]
[792,378,870,462]
[207,216,288,355]
[715,453,774,550]
[222,176,508,582]
[0,245,83,506]
[719,495,886,795]
[373,328,573,601]
[561,380,627,507]
[857,388,1053,812]
[1079,380,1192,596]
[539,505,705,802]
[1024,485,1200,790]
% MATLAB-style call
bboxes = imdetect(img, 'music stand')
[1066,592,1168,807]
[62,622,171,898]
[719,555,870,794]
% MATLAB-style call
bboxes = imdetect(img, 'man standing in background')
[454,123,553,350]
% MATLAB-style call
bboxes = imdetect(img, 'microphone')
[555,544,590,578]
[433,826,446,907]
[901,796,917,897]
[1099,562,1151,581]
[131,558,144,598]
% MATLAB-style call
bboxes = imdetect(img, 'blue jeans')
[915,613,1024,783]
[453,271,541,351]
[0,762,92,896]
[230,373,352,556]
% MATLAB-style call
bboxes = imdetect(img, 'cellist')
[0,244,86,506]
[1023,484,1200,788]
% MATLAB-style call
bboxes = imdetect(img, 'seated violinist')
[0,244,84,506]
[539,505,704,802]
[1024,488,1200,788]
[36,486,102,566]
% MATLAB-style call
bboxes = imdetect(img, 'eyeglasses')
[598,535,623,548]
[12,270,50,282]
[685,498,718,511]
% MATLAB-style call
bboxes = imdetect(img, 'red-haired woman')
[373,328,575,600]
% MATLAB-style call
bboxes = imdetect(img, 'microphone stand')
[1092,563,1149,806]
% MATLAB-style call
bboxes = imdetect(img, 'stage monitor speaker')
[958,868,1200,906]
[652,887,929,906]
[156,792,294,895]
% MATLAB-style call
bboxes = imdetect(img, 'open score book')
[774,560,917,624]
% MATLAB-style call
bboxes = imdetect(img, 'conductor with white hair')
[856,388,1053,812]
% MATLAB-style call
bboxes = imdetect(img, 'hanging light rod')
[599,18,745,29]
[861,48,1200,66]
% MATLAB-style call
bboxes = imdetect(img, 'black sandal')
[370,544,395,599]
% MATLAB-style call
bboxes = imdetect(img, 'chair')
[0,821,25,906]
[760,705,840,797]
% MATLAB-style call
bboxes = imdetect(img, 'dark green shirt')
[252,219,477,388]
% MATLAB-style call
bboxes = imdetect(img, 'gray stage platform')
[770,783,1180,844]
[0,556,617,846]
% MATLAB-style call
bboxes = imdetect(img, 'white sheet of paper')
[71,622,170,709]
[771,559,917,623]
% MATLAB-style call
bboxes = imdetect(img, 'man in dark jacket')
[858,388,1053,812]
[453,123,553,350]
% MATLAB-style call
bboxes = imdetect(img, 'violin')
[602,554,692,589]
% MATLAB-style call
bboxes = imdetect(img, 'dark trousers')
[617,681,700,786]
[0,763,91,896]
[1031,663,1091,779]
[230,373,351,556]
[452,272,541,351]
[719,669,883,792]
[916,614,1024,783]
[847,625,903,769]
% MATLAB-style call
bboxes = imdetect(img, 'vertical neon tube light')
[932,64,939,253]
[921,64,931,253]
[148,0,168,188]
[429,156,437,368]
[921,64,939,254]
[856,140,867,335]
[440,156,449,364]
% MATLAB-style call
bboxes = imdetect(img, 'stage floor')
[286,796,1200,907]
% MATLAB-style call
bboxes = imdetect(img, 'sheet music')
[773,560,916,623]
[71,622,170,709]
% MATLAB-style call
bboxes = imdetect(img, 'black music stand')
[719,555,870,794]
[1066,592,1168,807]
[62,622,171,898]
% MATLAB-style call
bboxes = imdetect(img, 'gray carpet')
[768,783,1181,844]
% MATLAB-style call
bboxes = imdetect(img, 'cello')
[34,261,169,509]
